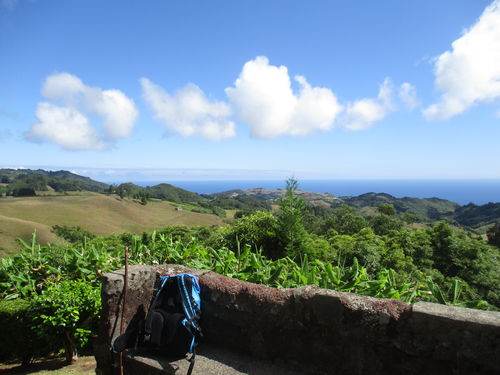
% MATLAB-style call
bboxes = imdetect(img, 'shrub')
[487,222,500,248]
[0,299,47,365]
[223,211,282,258]
[30,279,101,362]
[51,225,96,243]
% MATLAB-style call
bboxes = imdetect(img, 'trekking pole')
[119,246,129,375]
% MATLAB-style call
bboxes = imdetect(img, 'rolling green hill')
[337,192,460,222]
[0,194,223,256]
[454,202,500,230]
[204,188,499,231]
[0,168,109,193]
[1,169,499,255]
[114,182,206,203]
[335,193,500,232]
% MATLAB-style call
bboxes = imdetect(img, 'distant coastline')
[123,179,500,206]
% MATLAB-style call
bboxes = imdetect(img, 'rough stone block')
[95,265,500,375]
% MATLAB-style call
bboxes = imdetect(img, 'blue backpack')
[112,273,202,374]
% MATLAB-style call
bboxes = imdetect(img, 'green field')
[0,194,223,256]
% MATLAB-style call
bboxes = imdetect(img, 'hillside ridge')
[1,168,499,233]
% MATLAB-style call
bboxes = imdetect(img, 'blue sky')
[0,0,499,181]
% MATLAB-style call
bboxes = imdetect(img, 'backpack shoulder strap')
[178,274,201,319]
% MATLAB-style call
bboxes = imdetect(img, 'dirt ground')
[0,356,95,375]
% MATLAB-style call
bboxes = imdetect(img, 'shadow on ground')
[0,356,95,375]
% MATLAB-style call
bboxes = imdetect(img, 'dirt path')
[0,356,95,375]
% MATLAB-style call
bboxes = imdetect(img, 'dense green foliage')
[111,182,203,203]
[332,193,500,233]
[0,299,40,363]
[110,182,227,216]
[0,169,109,194]
[31,279,101,361]
[51,225,96,244]
[339,193,459,222]
[209,196,272,211]
[219,188,500,233]
[454,203,500,230]
[487,222,500,248]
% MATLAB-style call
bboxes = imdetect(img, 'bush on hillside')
[0,299,48,365]
[221,211,282,258]
[51,225,96,244]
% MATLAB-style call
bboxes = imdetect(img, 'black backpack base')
[144,310,193,357]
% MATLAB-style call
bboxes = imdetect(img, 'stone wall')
[94,265,500,375]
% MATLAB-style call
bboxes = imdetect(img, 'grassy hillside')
[114,182,206,203]
[0,168,109,193]
[0,215,59,256]
[0,194,223,256]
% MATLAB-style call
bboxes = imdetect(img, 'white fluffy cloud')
[399,82,420,110]
[341,78,395,131]
[423,0,500,121]
[28,103,105,150]
[140,57,409,141]
[27,73,138,150]
[226,56,342,138]
[140,78,235,141]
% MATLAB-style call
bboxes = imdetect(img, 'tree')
[487,223,500,248]
[323,205,368,235]
[370,214,401,236]
[223,210,281,258]
[12,185,36,197]
[117,186,125,199]
[377,203,396,216]
[277,178,309,258]
[51,225,95,243]
[31,280,101,363]
[328,228,386,275]
[402,212,418,224]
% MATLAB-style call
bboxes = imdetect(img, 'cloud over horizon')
[423,0,500,121]
[340,78,396,131]
[226,56,343,138]
[140,78,236,141]
[27,73,138,150]
[28,59,417,149]
[141,57,409,140]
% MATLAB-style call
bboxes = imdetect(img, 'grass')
[0,357,95,375]
[0,194,224,256]
[0,215,60,257]
[224,209,239,219]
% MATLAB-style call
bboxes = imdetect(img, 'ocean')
[130,179,500,206]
